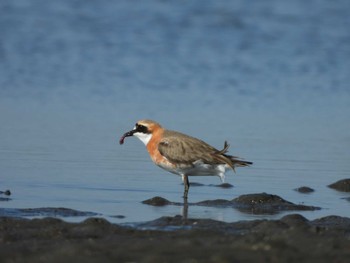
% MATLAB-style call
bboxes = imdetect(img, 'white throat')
[133,132,152,146]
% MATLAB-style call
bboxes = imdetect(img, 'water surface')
[0,0,349,223]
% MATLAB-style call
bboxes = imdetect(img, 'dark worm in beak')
[119,130,135,145]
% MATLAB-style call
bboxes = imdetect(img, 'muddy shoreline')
[1,186,349,262]
[0,213,349,263]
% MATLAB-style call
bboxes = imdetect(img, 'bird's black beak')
[119,129,136,145]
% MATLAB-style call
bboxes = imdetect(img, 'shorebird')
[119,120,252,199]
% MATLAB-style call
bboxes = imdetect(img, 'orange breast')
[146,129,174,168]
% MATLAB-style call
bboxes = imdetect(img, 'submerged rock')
[142,196,174,206]
[328,179,350,192]
[233,193,290,205]
[231,193,321,214]
[294,186,315,193]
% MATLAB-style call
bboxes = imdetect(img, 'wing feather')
[158,130,227,166]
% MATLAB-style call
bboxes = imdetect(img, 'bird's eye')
[135,124,148,133]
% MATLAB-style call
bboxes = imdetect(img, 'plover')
[120,119,252,199]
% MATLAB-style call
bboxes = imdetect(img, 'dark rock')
[294,186,315,193]
[142,196,173,206]
[231,193,321,214]
[232,193,292,205]
[328,179,350,192]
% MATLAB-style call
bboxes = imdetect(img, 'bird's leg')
[182,197,188,221]
[183,175,190,199]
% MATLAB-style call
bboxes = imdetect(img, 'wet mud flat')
[0,214,349,263]
[1,184,350,262]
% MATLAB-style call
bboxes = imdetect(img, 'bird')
[119,119,252,199]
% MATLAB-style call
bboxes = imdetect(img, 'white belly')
[157,160,229,182]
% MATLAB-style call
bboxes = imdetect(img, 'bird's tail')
[214,141,253,171]
[230,158,253,167]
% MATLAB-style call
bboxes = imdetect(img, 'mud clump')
[231,193,321,214]
[294,186,315,193]
[142,196,173,206]
[233,192,290,205]
[328,179,350,192]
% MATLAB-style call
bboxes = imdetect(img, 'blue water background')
[0,0,350,223]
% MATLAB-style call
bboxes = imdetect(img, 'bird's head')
[119,120,162,146]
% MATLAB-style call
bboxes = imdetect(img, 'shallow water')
[0,0,350,223]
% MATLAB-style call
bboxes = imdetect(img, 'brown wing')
[158,130,226,166]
